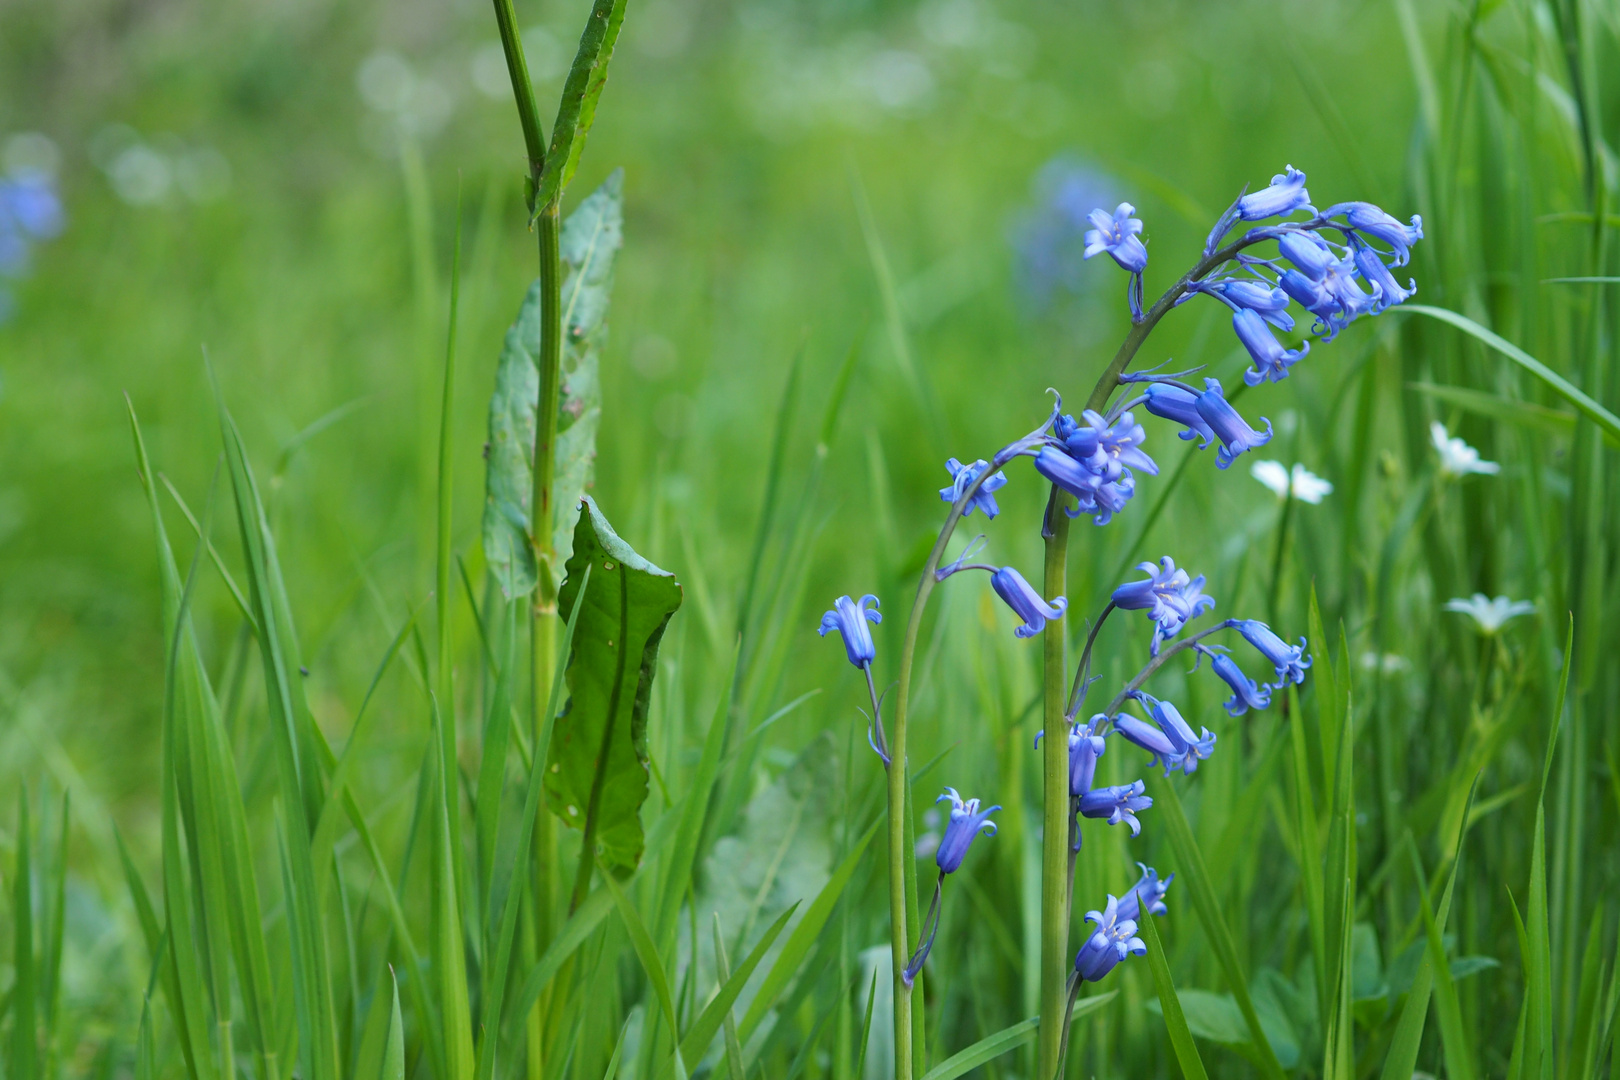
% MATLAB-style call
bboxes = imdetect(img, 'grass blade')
[917,992,1117,1080]
[1138,911,1210,1080]
[599,856,687,1079]
[1153,779,1287,1080]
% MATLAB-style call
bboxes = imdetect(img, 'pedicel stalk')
[817,165,1422,1078]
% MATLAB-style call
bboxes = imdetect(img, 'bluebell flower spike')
[1233,309,1309,387]
[940,457,1008,519]
[818,594,881,668]
[1238,165,1315,222]
[1116,692,1216,777]
[989,566,1068,638]
[1201,645,1273,715]
[1084,203,1147,273]
[1116,863,1173,923]
[1233,619,1311,689]
[1321,201,1423,265]
[1111,556,1215,653]
[1194,379,1272,469]
[1078,780,1151,836]
[1142,383,1216,448]
[935,788,999,874]
[1074,894,1146,983]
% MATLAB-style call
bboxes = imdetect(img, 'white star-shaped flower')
[1250,460,1333,504]
[1431,422,1500,478]
[1443,593,1534,634]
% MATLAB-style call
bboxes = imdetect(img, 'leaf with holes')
[482,171,621,597]
[545,496,681,871]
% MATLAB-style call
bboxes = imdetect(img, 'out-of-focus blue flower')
[1074,894,1146,983]
[1064,410,1158,478]
[1009,157,1119,312]
[1112,556,1215,650]
[1084,203,1147,273]
[1233,308,1309,386]
[1202,646,1272,715]
[1116,691,1216,776]
[0,174,64,240]
[1143,383,1215,447]
[818,594,881,668]
[1116,864,1172,923]
[935,788,999,874]
[1079,780,1151,836]
[990,566,1068,639]
[1326,201,1424,265]
[1194,379,1273,469]
[1232,619,1310,689]
[940,457,1007,519]
[1238,165,1314,221]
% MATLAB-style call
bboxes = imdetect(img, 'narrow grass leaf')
[1138,911,1210,1080]
[599,857,687,1079]
[1153,779,1287,1080]
[917,992,1116,1080]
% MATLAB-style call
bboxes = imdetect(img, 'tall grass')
[0,0,1617,1078]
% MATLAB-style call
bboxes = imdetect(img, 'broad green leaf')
[537,0,627,210]
[547,496,681,873]
[482,172,620,597]
[1401,304,1620,443]
[916,992,1116,1080]
[1146,989,1300,1070]
[1139,912,1210,1080]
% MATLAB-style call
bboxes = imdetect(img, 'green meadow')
[0,0,1616,1076]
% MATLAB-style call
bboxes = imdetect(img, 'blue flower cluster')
[1186,167,1422,386]
[1074,865,1173,984]
[0,164,64,322]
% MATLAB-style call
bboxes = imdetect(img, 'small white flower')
[1250,460,1333,504]
[1358,651,1410,674]
[1443,593,1534,634]
[1431,422,1500,478]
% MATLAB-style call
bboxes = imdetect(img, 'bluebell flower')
[1116,863,1172,923]
[1278,232,1380,338]
[1278,230,1337,279]
[1350,236,1416,312]
[1064,410,1158,479]
[1194,379,1273,469]
[818,594,881,668]
[1233,308,1310,386]
[1083,203,1147,273]
[990,566,1068,638]
[1079,780,1151,836]
[1116,691,1216,776]
[1142,383,1215,447]
[940,457,1008,519]
[1074,894,1146,983]
[935,788,999,874]
[1239,165,1314,220]
[1186,277,1296,331]
[1232,619,1310,689]
[1112,556,1216,649]
[1038,716,1107,796]
[1202,646,1272,715]
[1326,201,1423,265]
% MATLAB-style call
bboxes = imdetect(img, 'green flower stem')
[1036,502,1074,1080]
[1040,235,1259,1079]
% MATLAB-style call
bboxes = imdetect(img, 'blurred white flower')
[1358,651,1410,675]
[1251,460,1333,504]
[358,51,453,138]
[1443,593,1534,634]
[1432,421,1499,478]
[175,148,231,202]
[110,145,172,205]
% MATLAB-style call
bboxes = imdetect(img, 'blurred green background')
[3,0,1618,1075]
